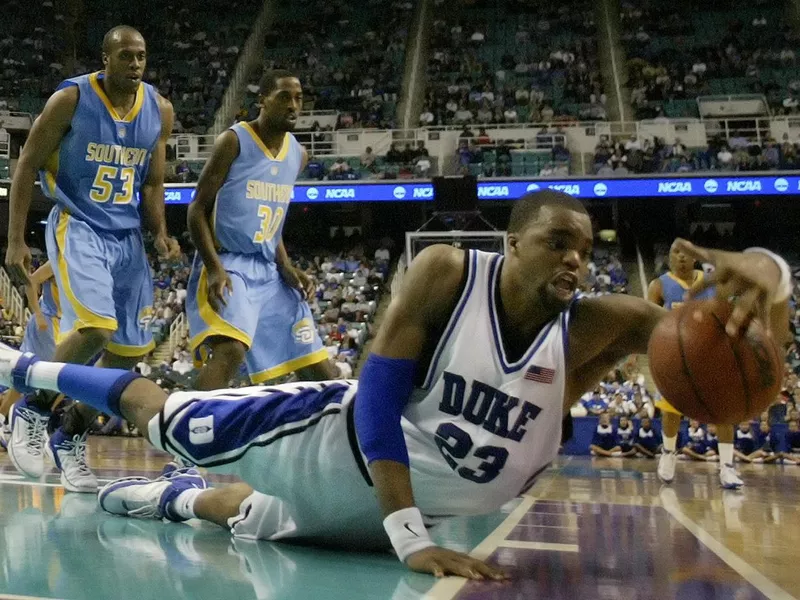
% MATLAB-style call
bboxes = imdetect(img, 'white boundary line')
[422,459,567,599]
[661,497,796,600]
[498,540,578,552]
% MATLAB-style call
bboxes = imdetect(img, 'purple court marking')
[455,502,770,600]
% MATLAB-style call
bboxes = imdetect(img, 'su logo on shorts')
[292,318,315,345]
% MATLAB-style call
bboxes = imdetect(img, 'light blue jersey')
[212,122,303,263]
[659,270,714,309]
[40,71,162,231]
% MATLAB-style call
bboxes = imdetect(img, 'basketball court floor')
[1,437,798,600]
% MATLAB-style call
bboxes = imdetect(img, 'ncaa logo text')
[306,187,319,200]
[393,186,407,199]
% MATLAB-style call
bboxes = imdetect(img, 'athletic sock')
[21,361,139,418]
[662,434,677,453]
[170,488,203,520]
[719,442,734,467]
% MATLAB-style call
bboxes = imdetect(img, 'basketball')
[647,299,783,424]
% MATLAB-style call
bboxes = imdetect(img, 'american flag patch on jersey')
[524,365,556,384]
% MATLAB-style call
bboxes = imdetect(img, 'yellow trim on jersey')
[50,278,62,318]
[106,339,156,358]
[249,348,330,383]
[43,147,59,196]
[655,398,683,416]
[55,211,118,332]
[665,270,702,290]
[189,265,253,351]
[89,72,145,122]
[51,316,60,345]
[240,122,289,162]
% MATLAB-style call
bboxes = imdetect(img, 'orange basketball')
[647,299,783,424]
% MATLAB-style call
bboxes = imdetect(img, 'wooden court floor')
[0,437,798,600]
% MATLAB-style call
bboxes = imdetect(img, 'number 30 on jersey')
[253,204,284,243]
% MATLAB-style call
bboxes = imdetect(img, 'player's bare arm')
[5,87,78,283]
[186,130,239,312]
[25,262,54,330]
[140,95,180,260]
[363,244,506,580]
[646,277,664,306]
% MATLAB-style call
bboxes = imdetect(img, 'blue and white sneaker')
[719,463,744,489]
[99,468,208,522]
[49,428,98,493]
[8,399,50,478]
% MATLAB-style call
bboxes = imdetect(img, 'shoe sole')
[7,405,45,479]
[60,471,100,494]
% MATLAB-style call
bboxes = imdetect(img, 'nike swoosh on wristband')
[404,522,419,537]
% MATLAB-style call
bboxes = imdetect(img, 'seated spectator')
[306,155,326,180]
[616,416,637,457]
[589,413,621,457]
[634,417,661,458]
[681,419,713,461]
[360,147,377,173]
[757,422,783,464]
[786,419,800,460]
[705,424,720,457]
[733,421,760,463]
[582,390,607,416]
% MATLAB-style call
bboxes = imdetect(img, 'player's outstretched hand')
[5,241,32,285]
[206,264,233,312]
[154,234,182,261]
[406,546,508,580]
[674,238,782,336]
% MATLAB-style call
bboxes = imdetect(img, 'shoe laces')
[19,407,48,456]
[63,435,93,477]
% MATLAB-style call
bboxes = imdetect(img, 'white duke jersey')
[401,249,573,517]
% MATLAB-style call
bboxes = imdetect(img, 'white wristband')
[743,247,793,303]
[383,507,436,563]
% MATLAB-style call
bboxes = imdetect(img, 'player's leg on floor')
[192,337,247,391]
[717,424,743,489]
[657,408,681,483]
[100,473,252,527]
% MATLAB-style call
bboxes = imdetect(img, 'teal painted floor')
[1,438,799,600]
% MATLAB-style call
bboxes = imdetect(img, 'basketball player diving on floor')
[0,192,792,580]
[4,25,181,493]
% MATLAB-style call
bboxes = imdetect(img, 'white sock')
[719,442,734,467]
[171,488,203,520]
[662,434,677,453]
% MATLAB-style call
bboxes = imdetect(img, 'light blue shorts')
[45,206,155,357]
[187,252,327,383]
[20,312,58,360]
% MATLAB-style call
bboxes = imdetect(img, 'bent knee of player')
[118,377,169,438]
[77,326,115,349]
